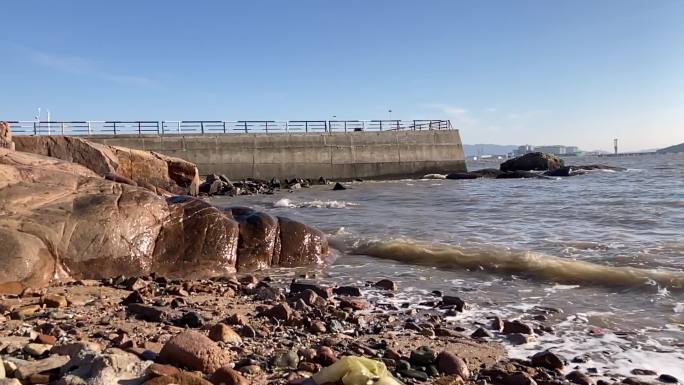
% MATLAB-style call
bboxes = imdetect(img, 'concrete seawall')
[83,130,465,180]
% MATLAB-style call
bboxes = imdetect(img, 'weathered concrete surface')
[83,130,466,179]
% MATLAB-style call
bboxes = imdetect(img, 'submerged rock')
[500,152,564,172]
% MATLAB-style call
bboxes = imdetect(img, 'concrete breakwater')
[82,130,466,180]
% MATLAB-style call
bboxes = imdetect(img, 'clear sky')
[1,1,682,151]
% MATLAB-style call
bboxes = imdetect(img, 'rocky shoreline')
[1,274,679,385]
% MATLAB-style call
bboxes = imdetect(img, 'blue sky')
[1,1,682,151]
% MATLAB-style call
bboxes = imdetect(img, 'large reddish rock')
[500,152,564,172]
[158,331,231,373]
[0,121,14,150]
[13,136,200,195]
[226,207,280,271]
[277,216,328,267]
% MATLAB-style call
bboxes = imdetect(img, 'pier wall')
[82,130,466,180]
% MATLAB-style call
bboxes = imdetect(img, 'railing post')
[379,121,383,131]
[305,122,308,133]
[113,122,117,135]
[265,121,269,133]
[61,122,65,135]
[223,121,226,134]
[161,121,165,135]
[88,121,92,135]
[200,121,204,134]
[429,121,433,130]
[177,121,181,133]
[137,121,141,135]
[396,120,400,130]
[285,121,289,133]
[156,121,160,134]
[244,121,248,133]
[33,121,37,135]
[344,121,347,132]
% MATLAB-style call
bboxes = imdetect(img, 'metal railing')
[5,119,452,136]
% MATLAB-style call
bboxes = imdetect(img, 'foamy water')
[214,153,684,377]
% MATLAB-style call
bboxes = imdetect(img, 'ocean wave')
[331,237,684,289]
[274,198,358,209]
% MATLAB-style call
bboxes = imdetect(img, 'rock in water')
[226,207,279,271]
[531,350,564,370]
[158,331,231,373]
[566,370,594,385]
[332,182,346,191]
[500,152,564,172]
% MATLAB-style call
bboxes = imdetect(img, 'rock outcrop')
[500,152,564,172]
[13,136,199,196]
[0,122,14,150]
[0,148,329,291]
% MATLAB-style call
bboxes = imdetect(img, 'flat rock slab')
[15,354,70,380]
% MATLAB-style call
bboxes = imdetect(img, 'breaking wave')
[274,198,358,209]
[332,237,684,289]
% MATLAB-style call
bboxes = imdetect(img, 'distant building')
[512,144,581,157]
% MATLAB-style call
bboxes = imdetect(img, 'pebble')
[208,323,243,344]
[399,369,429,381]
[410,346,437,366]
[506,372,538,385]
[42,294,68,308]
[333,286,362,297]
[658,374,679,384]
[507,333,536,345]
[24,343,53,357]
[209,367,250,385]
[273,350,299,369]
[441,296,466,312]
[316,346,337,366]
[309,321,327,334]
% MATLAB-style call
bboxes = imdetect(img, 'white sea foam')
[422,173,447,179]
[273,198,358,209]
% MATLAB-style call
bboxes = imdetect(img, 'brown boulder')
[209,367,250,385]
[500,152,564,172]
[208,323,242,344]
[276,216,328,267]
[226,207,279,271]
[158,331,231,373]
[0,121,14,150]
[436,351,470,379]
[13,136,200,195]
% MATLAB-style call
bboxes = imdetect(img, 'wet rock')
[229,209,279,271]
[208,323,242,344]
[441,296,466,311]
[490,317,504,331]
[471,327,493,338]
[445,172,479,180]
[253,285,283,301]
[507,333,536,345]
[158,331,231,373]
[505,372,538,385]
[503,320,534,334]
[531,350,564,371]
[273,350,299,369]
[209,367,250,385]
[290,282,333,299]
[374,279,397,291]
[410,346,437,366]
[497,170,551,179]
[500,152,564,172]
[340,298,369,311]
[332,183,346,191]
[544,166,584,177]
[631,369,657,376]
[658,375,679,384]
[436,351,470,379]
[333,286,362,297]
[567,370,594,385]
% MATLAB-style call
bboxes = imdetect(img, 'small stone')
[158,331,231,373]
[503,320,534,335]
[24,343,53,357]
[273,350,299,369]
[124,277,149,291]
[374,279,397,291]
[410,346,437,366]
[42,294,68,308]
[290,282,333,299]
[127,303,174,323]
[631,369,657,376]
[143,372,213,385]
[339,298,368,311]
[471,327,493,338]
[254,285,283,301]
[225,313,249,326]
[176,311,204,328]
[384,349,402,360]
[333,286,362,297]
[298,362,318,373]
[436,351,470,379]
[531,350,565,371]
[316,346,337,366]
[10,305,41,320]
[146,363,181,377]
[260,303,293,321]
[309,321,327,334]
[399,369,429,381]
[506,372,538,385]
[240,325,257,338]
[567,370,595,385]
[121,291,146,305]
[209,367,250,385]
[34,334,57,345]
[658,374,679,384]
[238,365,261,375]
[441,296,466,312]
[208,324,242,344]
[332,182,346,191]
[14,355,70,380]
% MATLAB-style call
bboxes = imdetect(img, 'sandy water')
[211,153,684,378]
